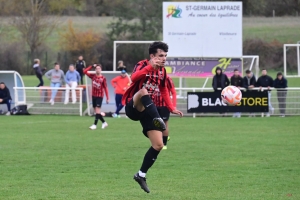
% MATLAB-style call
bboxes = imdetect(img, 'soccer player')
[153,76,177,150]
[83,64,109,130]
[122,41,183,193]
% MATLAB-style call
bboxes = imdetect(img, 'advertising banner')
[165,58,242,77]
[187,91,269,113]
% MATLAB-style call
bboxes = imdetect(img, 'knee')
[152,143,164,151]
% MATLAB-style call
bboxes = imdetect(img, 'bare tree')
[8,0,60,60]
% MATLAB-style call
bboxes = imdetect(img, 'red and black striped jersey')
[84,66,109,98]
[122,59,175,111]
[153,76,177,108]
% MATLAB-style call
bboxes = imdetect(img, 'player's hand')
[0,99,2,103]
[149,57,160,69]
[106,99,109,104]
[171,109,183,117]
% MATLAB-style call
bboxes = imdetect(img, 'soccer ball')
[221,86,242,106]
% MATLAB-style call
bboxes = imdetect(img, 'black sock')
[140,95,160,119]
[140,146,160,174]
[94,114,99,125]
[96,113,105,123]
[163,136,168,145]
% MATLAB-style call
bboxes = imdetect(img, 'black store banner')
[187,91,269,113]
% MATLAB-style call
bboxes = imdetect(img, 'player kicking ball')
[83,64,109,130]
[153,76,177,150]
[122,42,183,193]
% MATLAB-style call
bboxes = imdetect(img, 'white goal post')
[283,43,300,77]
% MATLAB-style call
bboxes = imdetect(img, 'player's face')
[234,71,239,76]
[0,84,4,89]
[150,49,167,67]
[79,56,83,60]
[247,72,252,78]
[278,75,282,80]
[216,69,221,75]
[69,66,75,72]
[262,70,267,76]
[54,64,60,70]
[95,66,101,75]
[121,73,126,77]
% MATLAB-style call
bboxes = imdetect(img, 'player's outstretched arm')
[83,65,94,78]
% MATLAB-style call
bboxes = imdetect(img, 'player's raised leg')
[132,88,166,131]
[133,130,164,193]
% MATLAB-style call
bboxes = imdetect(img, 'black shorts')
[125,98,161,137]
[92,97,103,108]
[157,106,170,121]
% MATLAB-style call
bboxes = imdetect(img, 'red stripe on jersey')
[122,59,175,111]
[84,66,108,98]
[153,76,176,107]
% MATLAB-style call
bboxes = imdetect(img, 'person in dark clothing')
[33,59,46,87]
[243,69,256,117]
[0,82,12,115]
[243,69,256,90]
[75,55,86,85]
[256,69,274,117]
[230,69,243,117]
[117,60,127,72]
[274,72,288,117]
[212,67,230,92]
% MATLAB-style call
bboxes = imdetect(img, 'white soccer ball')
[221,86,242,106]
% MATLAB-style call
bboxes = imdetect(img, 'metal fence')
[175,87,300,117]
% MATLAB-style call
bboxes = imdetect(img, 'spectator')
[75,55,86,85]
[274,72,288,117]
[33,58,46,87]
[212,67,230,92]
[110,70,131,118]
[0,82,12,116]
[230,69,243,118]
[45,63,65,105]
[64,64,81,104]
[117,60,126,72]
[256,69,274,117]
[243,69,256,117]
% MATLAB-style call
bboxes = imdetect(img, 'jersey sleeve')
[131,61,154,82]
[167,77,177,108]
[103,77,109,100]
[83,66,94,79]
[159,69,175,111]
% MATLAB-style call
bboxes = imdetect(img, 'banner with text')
[165,58,242,77]
[163,2,242,57]
[187,91,269,113]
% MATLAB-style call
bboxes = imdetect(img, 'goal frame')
[283,43,300,77]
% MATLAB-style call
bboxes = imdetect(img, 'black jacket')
[0,86,12,101]
[75,60,86,73]
[230,75,243,87]
[212,67,230,91]
[256,75,274,87]
[243,75,256,89]
[274,77,288,90]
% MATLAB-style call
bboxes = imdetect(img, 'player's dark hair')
[0,82,4,84]
[262,69,266,71]
[277,72,283,76]
[54,62,59,66]
[149,41,168,55]
[96,64,102,69]
[246,69,251,74]
[234,68,239,72]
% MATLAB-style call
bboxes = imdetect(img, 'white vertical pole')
[297,42,300,76]
[113,41,117,71]
[284,44,287,77]
[79,88,82,116]
[193,88,196,118]
[85,75,91,116]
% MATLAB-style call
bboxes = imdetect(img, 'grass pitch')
[0,115,299,200]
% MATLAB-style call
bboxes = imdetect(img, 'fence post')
[80,88,82,116]
[193,88,196,118]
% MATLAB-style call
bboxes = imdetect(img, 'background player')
[122,41,183,193]
[84,64,109,130]
[153,76,177,150]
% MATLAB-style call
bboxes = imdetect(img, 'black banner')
[187,91,269,113]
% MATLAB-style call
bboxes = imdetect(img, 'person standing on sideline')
[212,67,230,92]
[230,69,243,118]
[256,69,274,117]
[122,42,183,193]
[0,82,12,115]
[33,59,46,87]
[84,64,109,130]
[64,64,81,104]
[243,69,256,117]
[117,60,127,72]
[274,72,288,117]
[75,55,86,85]
[110,70,131,118]
[153,76,177,150]
[45,63,65,105]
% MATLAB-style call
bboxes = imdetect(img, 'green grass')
[0,116,299,199]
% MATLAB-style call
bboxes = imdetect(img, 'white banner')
[163,2,243,58]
